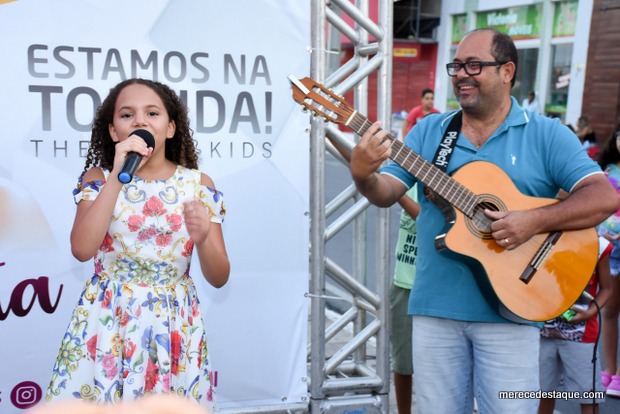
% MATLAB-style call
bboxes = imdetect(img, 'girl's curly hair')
[83,78,199,174]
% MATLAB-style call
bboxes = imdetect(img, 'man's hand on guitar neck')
[351,121,391,178]
[350,121,405,208]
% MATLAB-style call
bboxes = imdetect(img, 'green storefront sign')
[476,4,543,40]
[452,1,576,42]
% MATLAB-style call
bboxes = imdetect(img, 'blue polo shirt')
[380,97,603,323]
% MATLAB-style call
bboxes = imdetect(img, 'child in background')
[389,185,420,414]
[538,237,612,414]
[596,128,620,396]
[45,79,229,408]
[323,134,421,414]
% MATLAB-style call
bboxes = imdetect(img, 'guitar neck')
[346,111,478,216]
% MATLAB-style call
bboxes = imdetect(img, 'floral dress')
[46,165,225,408]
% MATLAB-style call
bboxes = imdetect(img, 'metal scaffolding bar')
[307,0,393,412]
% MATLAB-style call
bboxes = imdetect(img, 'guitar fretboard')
[346,111,479,218]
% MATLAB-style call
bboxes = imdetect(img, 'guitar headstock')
[288,75,354,125]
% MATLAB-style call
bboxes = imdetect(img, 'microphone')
[117,129,155,184]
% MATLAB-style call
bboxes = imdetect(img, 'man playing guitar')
[349,29,617,413]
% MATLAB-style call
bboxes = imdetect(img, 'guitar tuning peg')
[323,117,329,123]
[301,107,308,113]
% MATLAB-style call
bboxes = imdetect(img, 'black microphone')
[117,129,155,184]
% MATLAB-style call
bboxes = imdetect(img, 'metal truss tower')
[306,0,394,412]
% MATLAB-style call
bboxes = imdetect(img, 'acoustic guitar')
[289,75,598,322]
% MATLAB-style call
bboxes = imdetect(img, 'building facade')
[582,0,620,142]
[436,1,584,123]
[338,0,620,143]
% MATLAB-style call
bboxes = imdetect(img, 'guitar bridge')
[519,231,562,284]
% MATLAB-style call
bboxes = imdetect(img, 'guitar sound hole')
[468,199,503,238]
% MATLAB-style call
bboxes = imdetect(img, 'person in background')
[390,185,419,414]
[392,101,440,413]
[596,128,620,397]
[347,28,617,413]
[45,78,230,409]
[538,236,612,414]
[522,90,541,114]
[400,88,440,140]
[574,116,599,158]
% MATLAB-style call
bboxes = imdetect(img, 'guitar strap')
[431,110,462,172]
[423,111,462,208]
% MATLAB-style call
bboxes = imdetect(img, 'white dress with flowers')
[45,166,225,408]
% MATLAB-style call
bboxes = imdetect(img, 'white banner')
[0,0,310,412]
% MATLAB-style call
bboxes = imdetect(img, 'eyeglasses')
[446,61,508,77]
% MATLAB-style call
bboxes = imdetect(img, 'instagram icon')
[11,381,42,409]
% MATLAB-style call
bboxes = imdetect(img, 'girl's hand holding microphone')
[113,130,155,183]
